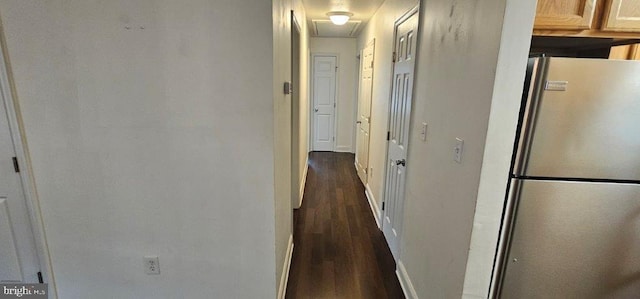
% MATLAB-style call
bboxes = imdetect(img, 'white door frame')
[352,48,361,155]
[380,4,420,260]
[355,48,363,171]
[291,11,302,209]
[0,35,56,296]
[309,53,339,151]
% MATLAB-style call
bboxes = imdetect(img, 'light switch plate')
[420,122,427,141]
[454,138,464,163]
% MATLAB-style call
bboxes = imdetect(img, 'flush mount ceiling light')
[327,12,353,25]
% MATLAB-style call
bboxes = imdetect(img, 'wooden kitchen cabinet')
[609,44,640,59]
[534,0,598,30]
[533,0,640,38]
[602,0,640,32]
[631,45,640,59]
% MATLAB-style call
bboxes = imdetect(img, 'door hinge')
[283,81,292,95]
[333,102,336,108]
[386,131,390,141]
[392,52,396,63]
[333,136,335,141]
[37,272,44,283]
[382,201,385,211]
[364,168,368,174]
[12,157,19,173]
[335,66,338,72]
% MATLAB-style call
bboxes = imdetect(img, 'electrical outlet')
[144,256,160,275]
[454,138,464,163]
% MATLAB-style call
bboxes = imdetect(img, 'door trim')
[291,10,302,209]
[0,29,56,296]
[380,4,421,259]
[309,53,339,152]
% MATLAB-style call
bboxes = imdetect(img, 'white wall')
[357,0,535,298]
[1,1,278,298]
[309,37,358,153]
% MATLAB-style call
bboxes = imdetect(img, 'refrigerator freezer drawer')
[501,180,640,299]
[521,58,640,181]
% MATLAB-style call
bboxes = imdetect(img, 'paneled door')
[0,84,40,282]
[382,8,419,260]
[355,40,375,184]
[312,55,337,151]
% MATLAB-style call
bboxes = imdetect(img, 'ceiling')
[301,0,386,37]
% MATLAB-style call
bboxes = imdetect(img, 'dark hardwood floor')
[286,152,405,299]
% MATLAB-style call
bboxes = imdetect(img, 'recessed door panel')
[315,76,333,106]
[315,114,332,142]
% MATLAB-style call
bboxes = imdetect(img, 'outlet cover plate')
[454,138,464,163]
[144,256,160,275]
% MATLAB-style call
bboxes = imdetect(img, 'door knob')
[356,121,362,124]
[396,159,406,167]
[314,108,319,112]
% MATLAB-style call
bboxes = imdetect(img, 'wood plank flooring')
[286,152,405,299]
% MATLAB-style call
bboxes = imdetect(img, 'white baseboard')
[298,159,309,208]
[365,184,381,228]
[335,145,352,153]
[277,235,294,299]
[397,260,419,299]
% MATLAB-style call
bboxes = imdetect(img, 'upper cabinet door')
[534,0,598,30]
[602,0,640,32]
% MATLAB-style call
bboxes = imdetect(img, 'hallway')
[286,152,404,298]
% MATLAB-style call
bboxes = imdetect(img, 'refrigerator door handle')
[490,178,524,298]
[513,58,547,176]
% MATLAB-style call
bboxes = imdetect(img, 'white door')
[312,55,336,151]
[355,40,375,184]
[0,91,40,282]
[382,9,419,260]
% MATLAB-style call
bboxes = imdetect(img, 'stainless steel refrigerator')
[493,57,640,298]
